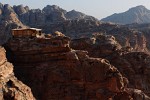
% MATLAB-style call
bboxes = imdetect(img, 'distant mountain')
[0,3,97,44]
[101,5,150,24]
[13,4,96,25]
[0,3,26,44]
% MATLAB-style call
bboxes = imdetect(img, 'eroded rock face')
[71,33,150,98]
[0,3,149,54]
[0,4,26,45]
[71,33,122,58]
[109,52,150,97]
[6,33,150,100]
[0,46,35,100]
[13,4,96,27]
[0,3,96,45]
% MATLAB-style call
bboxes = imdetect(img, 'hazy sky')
[1,0,150,19]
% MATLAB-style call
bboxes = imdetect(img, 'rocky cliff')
[5,32,150,100]
[1,2,150,100]
[0,46,35,100]
[71,33,150,98]
[0,3,26,45]
[0,3,97,45]
[0,3,149,54]
[101,5,150,24]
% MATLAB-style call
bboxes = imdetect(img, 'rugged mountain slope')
[0,46,35,100]
[0,3,96,44]
[0,3,26,45]
[71,33,150,97]
[101,5,150,24]
[5,33,150,100]
[0,3,148,54]
[13,4,96,25]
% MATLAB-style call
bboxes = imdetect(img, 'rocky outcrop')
[101,5,150,24]
[71,31,149,57]
[0,46,35,100]
[0,3,96,45]
[71,33,150,98]
[65,10,95,20]
[71,33,122,58]
[13,4,96,26]
[0,3,26,45]
[109,52,150,97]
[0,3,149,54]
[101,25,149,53]
[6,32,150,100]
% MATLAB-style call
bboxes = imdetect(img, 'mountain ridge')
[101,5,150,24]
[0,3,97,44]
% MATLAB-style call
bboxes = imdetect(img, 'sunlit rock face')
[71,33,150,99]
[5,32,150,100]
[101,5,150,24]
[0,4,26,45]
[0,3,149,55]
[109,52,150,97]
[0,3,97,45]
[70,34,122,58]
[0,46,35,100]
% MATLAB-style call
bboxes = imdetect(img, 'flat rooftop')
[12,28,42,31]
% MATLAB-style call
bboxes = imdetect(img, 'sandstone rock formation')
[71,33,150,99]
[0,3,26,45]
[71,33,122,58]
[13,4,96,26]
[103,24,149,53]
[1,3,150,100]
[0,46,35,100]
[126,23,150,51]
[6,32,150,100]
[0,3,97,45]
[101,5,150,24]
[0,3,149,55]
[109,52,150,97]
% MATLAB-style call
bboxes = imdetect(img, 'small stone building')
[12,28,42,38]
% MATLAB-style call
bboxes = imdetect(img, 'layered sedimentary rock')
[109,52,150,97]
[0,3,96,45]
[36,19,149,53]
[6,33,150,100]
[0,46,35,100]
[71,33,150,98]
[71,33,122,58]
[0,3,149,55]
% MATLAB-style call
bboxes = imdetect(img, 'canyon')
[0,3,150,100]
[3,31,150,100]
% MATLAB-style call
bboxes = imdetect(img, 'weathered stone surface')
[1,3,149,55]
[0,4,26,45]
[71,33,122,58]
[0,46,35,100]
[0,3,97,45]
[109,52,150,97]
[6,33,150,100]
[71,32,150,98]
